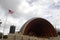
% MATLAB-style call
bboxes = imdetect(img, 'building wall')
[6,32,60,40]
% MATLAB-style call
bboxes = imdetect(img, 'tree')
[3,35,8,39]
[0,33,3,39]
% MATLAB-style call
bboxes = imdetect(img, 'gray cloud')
[0,0,60,35]
[49,2,60,9]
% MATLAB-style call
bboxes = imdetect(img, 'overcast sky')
[0,0,60,35]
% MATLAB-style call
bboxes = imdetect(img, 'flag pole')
[2,11,8,40]
[2,9,14,40]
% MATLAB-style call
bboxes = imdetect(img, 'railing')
[6,33,60,40]
[7,34,48,40]
[0,33,60,40]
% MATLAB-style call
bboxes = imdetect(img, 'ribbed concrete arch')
[20,18,58,38]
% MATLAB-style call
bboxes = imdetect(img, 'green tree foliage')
[0,32,8,39]
[0,33,3,39]
[3,35,8,39]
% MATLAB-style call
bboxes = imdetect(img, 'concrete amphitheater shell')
[20,18,58,38]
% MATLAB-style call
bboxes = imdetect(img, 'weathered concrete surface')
[6,33,60,40]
